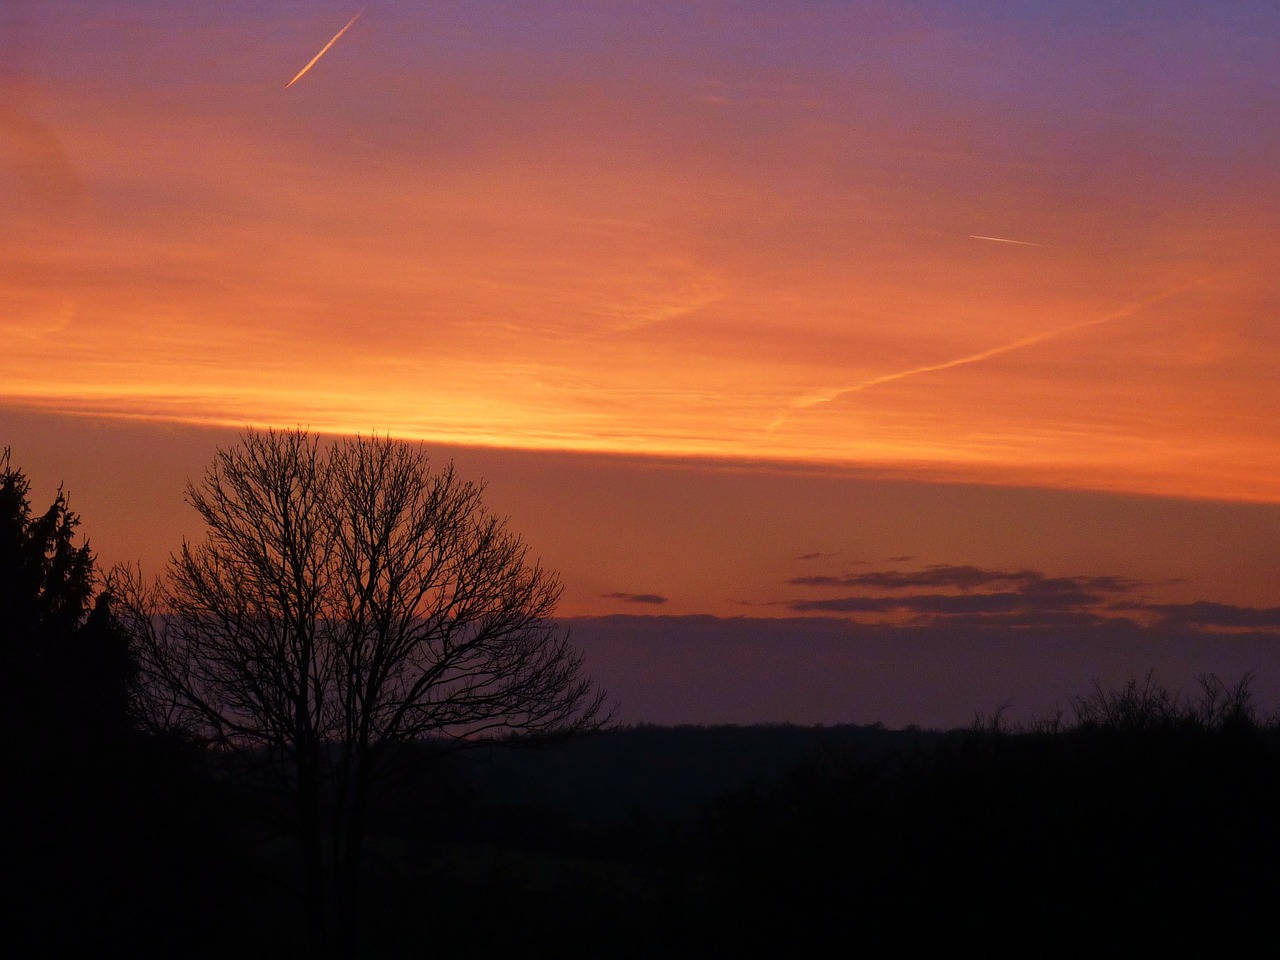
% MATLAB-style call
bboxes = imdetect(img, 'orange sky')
[6,402,1280,728]
[4,3,1280,724]
[5,1,1279,503]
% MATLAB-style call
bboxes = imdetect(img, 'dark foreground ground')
[7,687,1280,957]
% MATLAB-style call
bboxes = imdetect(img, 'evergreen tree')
[1,447,160,954]
[0,446,133,739]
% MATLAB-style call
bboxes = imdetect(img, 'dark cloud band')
[602,592,669,605]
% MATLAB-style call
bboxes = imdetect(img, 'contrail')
[768,277,1212,429]
[969,234,1042,246]
[286,11,362,88]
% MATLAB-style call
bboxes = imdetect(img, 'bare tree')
[115,428,607,957]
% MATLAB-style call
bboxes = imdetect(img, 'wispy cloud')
[782,559,1280,635]
[791,590,1096,616]
[789,563,1142,595]
[784,562,1158,626]
[772,277,1217,424]
[1141,602,1280,630]
[6,3,1279,505]
[602,591,669,605]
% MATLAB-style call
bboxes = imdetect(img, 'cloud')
[777,279,1216,418]
[783,562,1158,627]
[1142,602,1280,630]
[1023,575,1145,596]
[789,564,1144,596]
[790,564,1037,590]
[783,563,1024,593]
[788,596,895,613]
[602,591,669,605]
[903,610,1139,631]
[790,590,1097,616]
[781,560,1280,635]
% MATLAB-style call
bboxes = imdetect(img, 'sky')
[3,1,1279,728]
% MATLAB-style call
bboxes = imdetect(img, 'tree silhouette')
[2,446,91,658]
[116,428,608,957]
[0,445,133,740]
[0,447,156,952]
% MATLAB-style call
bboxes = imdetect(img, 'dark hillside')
[462,722,930,824]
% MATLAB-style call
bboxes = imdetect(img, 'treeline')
[12,700,1280,954]
[696,678,1280,952]
[367,688,1280,956]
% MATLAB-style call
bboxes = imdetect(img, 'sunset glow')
[5,1,1278,504]
[5,2,1280,726]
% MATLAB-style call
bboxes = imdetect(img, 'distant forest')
[9,712,1280,955]
[5,445,1279,956]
